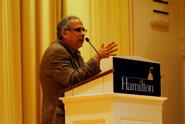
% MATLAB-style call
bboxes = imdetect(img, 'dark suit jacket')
[39,39,101,124]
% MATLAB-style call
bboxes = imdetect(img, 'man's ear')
[61,29,66,38]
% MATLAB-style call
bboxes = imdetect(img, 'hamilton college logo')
[121,67,155,93]
[147,67,154,81]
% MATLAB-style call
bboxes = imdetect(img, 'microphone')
[85,37,102,58]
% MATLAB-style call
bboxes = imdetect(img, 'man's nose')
[80,31,86,36]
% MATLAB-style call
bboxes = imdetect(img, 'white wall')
[133,0,184,124]
[179,0,185,123]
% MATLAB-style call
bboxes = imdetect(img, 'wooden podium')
[60,57,167,124]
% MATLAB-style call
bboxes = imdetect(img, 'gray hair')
[57,16,80,40]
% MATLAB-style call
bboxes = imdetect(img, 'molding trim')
[151,21,169,32]
[181,36,185,60]
[61,93,167,105]
[120,116,153,121]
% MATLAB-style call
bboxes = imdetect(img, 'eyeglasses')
[65,27,87,33]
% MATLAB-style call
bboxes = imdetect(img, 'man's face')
[62,18,86,50]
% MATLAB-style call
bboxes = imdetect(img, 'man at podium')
[39,16,118,124]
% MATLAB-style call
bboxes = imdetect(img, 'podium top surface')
[113,56,160,64]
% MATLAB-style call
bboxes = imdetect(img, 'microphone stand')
[85,38,102,58]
